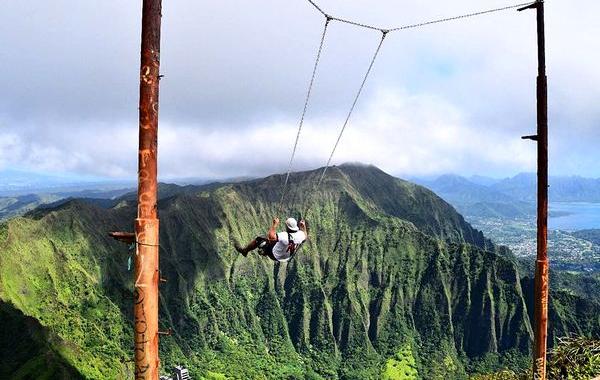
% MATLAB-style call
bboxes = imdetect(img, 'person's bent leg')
[235,238,260,256]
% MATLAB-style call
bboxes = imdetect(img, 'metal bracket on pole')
[109,231,136,244]
[521,134,539,141]
[158,328,173,336]
[517,2,540,12]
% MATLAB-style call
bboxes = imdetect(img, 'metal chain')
[278,17,331,215]
[306,0,327,17]
[299,31,387,219]
[315,31,387,189]
[292,0,539,217]
[331,16,385,32]
[306,0,539,34]
[389,2,539,32]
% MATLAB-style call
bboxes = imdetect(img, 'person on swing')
[235,217,307,262]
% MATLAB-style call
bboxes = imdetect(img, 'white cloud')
[149,89,536,179]
[0,88,538,179]
[0,122,137,177]
[294,88,537,177]
[0,0,599,178]
[0,133,21,169]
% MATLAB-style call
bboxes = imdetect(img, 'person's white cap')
[285,217,299,232]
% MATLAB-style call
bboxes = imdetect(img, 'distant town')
[470,216,600,272]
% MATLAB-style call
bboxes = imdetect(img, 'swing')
[254,0,537,262]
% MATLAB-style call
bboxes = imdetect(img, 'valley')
[1,165,598,379]
[416,174,600,273]
[469,217,600,272]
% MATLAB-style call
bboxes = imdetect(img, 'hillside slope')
[414,175,535,219]
[0,165,596,379]
[0,300,83,379]
[493,173,600,202]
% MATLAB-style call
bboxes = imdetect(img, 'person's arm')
[267,217,279,241]
[299,219,308,239]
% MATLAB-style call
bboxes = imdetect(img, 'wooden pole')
[533,1,549,377]
[134,0,162,378]
[520,1,548,378]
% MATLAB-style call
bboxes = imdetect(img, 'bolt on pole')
[519,0,549,378]
[134,0,162,378]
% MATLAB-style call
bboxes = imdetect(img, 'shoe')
[234,242,248,257]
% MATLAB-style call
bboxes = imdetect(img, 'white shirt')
[272,230,306,262]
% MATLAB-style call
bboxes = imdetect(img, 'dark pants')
[255,236,278,261]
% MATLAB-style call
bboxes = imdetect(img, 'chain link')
[306,1,539,34]
[330,16,385,32]
[316,31,387,189]
[292,0,539,217]
[306,0,327,17]
[278,17,331,215]
[389,2,539,32]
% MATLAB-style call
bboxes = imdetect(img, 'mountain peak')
[226,164,489,249]
[0,163,541,379]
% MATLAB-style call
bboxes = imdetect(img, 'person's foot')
[234,242,248,257]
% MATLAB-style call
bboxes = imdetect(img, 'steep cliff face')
[0,165,590,379]
[0,300,83,379]
[521,274,600,346]
[0,201,133,379]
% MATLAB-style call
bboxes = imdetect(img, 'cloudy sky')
[0,0,598,181]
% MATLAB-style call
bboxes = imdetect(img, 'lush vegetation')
[0,165,598,379]
[470,336,600,380]
[0,300,82,379]
[0,193,62,221]
[381,344,419,379]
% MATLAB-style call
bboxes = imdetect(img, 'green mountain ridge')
[0,165,598,379]
[413,175,535,219]
[0,187,134,222]
[493,173,600,203]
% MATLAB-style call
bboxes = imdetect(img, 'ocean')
[549,202,600,231]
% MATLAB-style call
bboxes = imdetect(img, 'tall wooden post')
[533,0,549,376]
[134,0,162,378]
[520,1,548,378]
